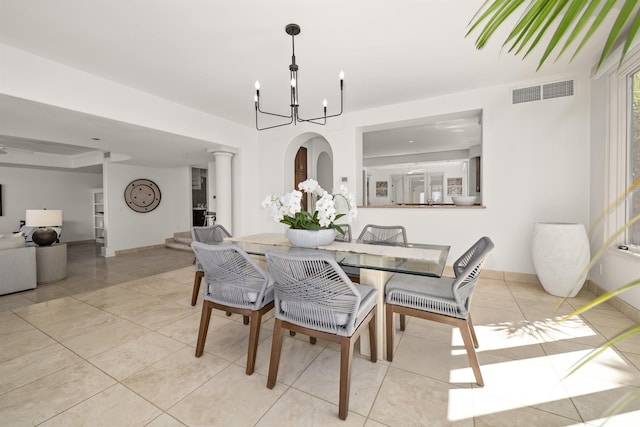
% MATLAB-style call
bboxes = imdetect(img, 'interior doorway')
[294,146,308,210]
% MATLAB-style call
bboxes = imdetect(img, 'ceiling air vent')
[543,80,574,99]
[512,86,541,104]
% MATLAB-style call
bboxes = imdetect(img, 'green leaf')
[508,0,563,54]
[596,0,640,70]
[504,0,553,49]
[571,0,619,63]
[588,178,640,237]
[620,8,640,63]
[467,0,511,38]
[467,0,640,72]
[556,0,602,60]
[560,279,640,320]
[520,0,570,58]
[473,0,528,49]
[566,325,640,377]
[537,0,589,68]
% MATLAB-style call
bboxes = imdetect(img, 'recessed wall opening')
[361,109,483,207]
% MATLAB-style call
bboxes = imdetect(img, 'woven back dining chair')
[343,224,408,283]
[357,224,407,245]
[191,241,274,375]
[265,250,378,420]
[333,224,352,242]
[384,236,494,386]
[190,224,232,306]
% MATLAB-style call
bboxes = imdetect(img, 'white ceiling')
[0,0,608,171]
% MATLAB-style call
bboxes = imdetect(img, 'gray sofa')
[0,233,37,295]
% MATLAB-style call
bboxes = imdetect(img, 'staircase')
[165,231,193,251]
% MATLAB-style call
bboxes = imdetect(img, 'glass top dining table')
[227,233,450,278]
[227,233,451,360]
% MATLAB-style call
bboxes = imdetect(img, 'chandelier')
[254,23,344,131]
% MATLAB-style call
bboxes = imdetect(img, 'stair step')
[174,236,192,244]
[165,241,193,251]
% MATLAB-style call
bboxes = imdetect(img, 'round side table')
[35,243,68,284]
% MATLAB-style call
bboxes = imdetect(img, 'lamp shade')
[25,209,63,227]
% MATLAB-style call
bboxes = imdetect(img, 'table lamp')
[25,209,63,246]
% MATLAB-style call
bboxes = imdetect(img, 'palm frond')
[596,0,640,69]
[565,324,640,377]
[467,0,640,70]
[560,279,640,320]
[539,0,590,66]
[556,0,604,59]
[588,178,639,237]
[569,0,618,63]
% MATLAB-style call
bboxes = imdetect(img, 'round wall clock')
[124,179,161,213]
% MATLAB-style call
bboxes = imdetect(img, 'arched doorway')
[285,133,334,196]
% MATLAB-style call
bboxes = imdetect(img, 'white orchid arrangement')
[262,178,357,235]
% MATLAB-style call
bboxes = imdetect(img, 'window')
[631,72,640,245]
[609,50,640,247]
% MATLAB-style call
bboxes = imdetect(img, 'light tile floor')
[1,243,640,426]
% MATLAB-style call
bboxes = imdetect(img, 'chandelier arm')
[257,106,294,119]
[295,89,343,122]
[256,102,295,130]
[255,112,295,131]
[297,117,327,125]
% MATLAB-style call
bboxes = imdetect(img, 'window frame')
[608,48,640,248]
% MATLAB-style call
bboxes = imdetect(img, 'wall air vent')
[543,80,574,99]
[512,86,541,104]
[512,79,575,104]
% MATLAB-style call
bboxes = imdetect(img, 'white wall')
[0,43,262,246]
[254,71,592,275]
[103,162,190,256]
[0,166,102,241]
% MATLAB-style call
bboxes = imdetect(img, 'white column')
[212,152,234,233]
[207,161,216,214]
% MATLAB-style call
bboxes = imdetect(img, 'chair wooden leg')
[245,311,262,375]
[267,319,285,389]
[243,315,250,325]
[399,314,406,331]
[368,310,377,362]
[195,300,213,357]
[468,315,479,348]
[458,318,484,387]
[191,271,204,306]
[386,303,395,362]
[338,338,354,420]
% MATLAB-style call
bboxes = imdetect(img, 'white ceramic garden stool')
[532,222,590,298]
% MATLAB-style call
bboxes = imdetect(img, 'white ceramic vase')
[532,222,590,298]
[286,228,335,247]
